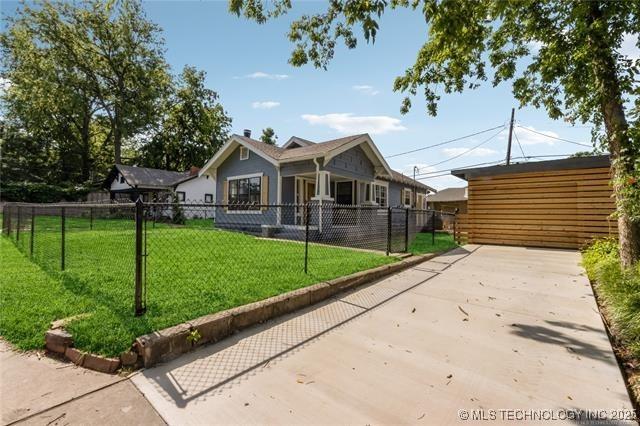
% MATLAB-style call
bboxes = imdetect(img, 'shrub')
[582,239,640,357]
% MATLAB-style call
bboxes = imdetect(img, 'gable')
[325,145,376,180]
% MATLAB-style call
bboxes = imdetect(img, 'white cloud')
[251,101,280,109]
[512,126,557,146]
[352,85,380,96]
[236,71,289,80]
[619,33,639,61]
[301,113,406,135]
[442,147,499,158]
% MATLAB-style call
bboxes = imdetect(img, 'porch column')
[314,170,332,200]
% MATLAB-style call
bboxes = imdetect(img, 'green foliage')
[260,127,278,145]
[0,182,91,203]
[186,329,201,345]
[0,223,396,356]
[171,193,187,225]
[582,239,640,357]
[140,66,232,170]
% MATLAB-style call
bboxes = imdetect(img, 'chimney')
[189,166,200,176]
[243,129,251,138]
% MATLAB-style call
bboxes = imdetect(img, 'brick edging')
[134,252,439,368]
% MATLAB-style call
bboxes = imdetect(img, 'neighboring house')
[104,165,215,217]
[198,131,435,228]
[426,187,468,213]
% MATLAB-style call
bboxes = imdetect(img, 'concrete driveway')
[132,245,634,424]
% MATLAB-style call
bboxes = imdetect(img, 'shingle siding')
[325,146,375,180]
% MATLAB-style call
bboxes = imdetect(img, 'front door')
[296,177,316,225]
[336,181,353,205]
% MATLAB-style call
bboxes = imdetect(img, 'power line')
[423,126,506,168]
[385,124,505,159]
[515,125,592,148]
[414,154,577,180]
[513,129,527,162]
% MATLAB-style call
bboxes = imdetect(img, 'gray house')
[199,131,435,229]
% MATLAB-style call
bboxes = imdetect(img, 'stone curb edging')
[134,252,439,368]
[44,328,125,374]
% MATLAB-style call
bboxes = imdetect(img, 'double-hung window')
[228,176,261,209]
[374,184,387,207]
[204,193,213,204]
[176,191,186,202]
[403,188,412,207]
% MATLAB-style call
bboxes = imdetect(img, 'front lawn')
[1,222,397,357]
[409,231,458,255]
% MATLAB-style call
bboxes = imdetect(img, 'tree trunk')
[80,107,91,182]
[587,1,640,267]
[114,104,122,164]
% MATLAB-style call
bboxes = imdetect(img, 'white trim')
[199,135,280,177]
[403,188,412,207]
[282,137,314,149]
[324,134,393,178]
[226,172,263,181]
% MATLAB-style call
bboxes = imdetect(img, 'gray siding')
[215,146,278,225]
[388,181,427,208]
[325,146,375,180]
[281,160,316,176]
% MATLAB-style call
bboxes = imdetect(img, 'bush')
[582,239,640,357]
[0,182,91,203]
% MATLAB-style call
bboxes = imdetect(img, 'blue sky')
[4,1,635,189]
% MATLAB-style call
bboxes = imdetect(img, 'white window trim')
[226,172,264,214]
[239,146,249,160]
[403,188,412,207]
[373,180,389,207]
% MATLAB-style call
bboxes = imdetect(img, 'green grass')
[409,231,458,255]
[582,239,640,358]
[1,220,397,357]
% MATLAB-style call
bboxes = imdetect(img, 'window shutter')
[261,175,269,211]
[222,180,228,211]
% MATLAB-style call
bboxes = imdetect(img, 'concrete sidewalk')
[0,340,164,425]
[133,245,634,424]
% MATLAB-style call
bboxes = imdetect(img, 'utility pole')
[506,108,515,165]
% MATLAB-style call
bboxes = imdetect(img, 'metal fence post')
[89,207,93,230]
[5,205,11,237]
[61,207,66,270]
[304,204,310,274]
[30,207,35,257]
[432,210,436,245]
[16,206,21,242]
[404,208,409,252]
[134,198,146,316]
[386,207,392,256]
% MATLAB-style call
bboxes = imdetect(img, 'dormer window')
[239,146,249,160]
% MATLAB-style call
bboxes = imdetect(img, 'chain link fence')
[2,201,456,317]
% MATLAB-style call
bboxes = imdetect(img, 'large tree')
[0,0,171,183]
[230,0,640,266]
[140,66,232,171]
[260,127,278,145]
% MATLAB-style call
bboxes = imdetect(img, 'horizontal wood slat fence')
[454,166,617,249]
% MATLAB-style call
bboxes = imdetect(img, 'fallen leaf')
[458,306,469,316]
[567,395,573,400]
[417,413,425,420]
[446,374,453,379]
[296,379,304,384]
[412,308,416,313]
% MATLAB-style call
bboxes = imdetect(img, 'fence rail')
[2,200,456,317]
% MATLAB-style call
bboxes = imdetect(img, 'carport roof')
[451,155,610,180]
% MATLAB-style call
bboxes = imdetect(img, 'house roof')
[106,164,190,189]
[451,155,610,180]
[200,133,394,178]
[376,170,436,193]
[282,136,316,149]
[426,187,467,202]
